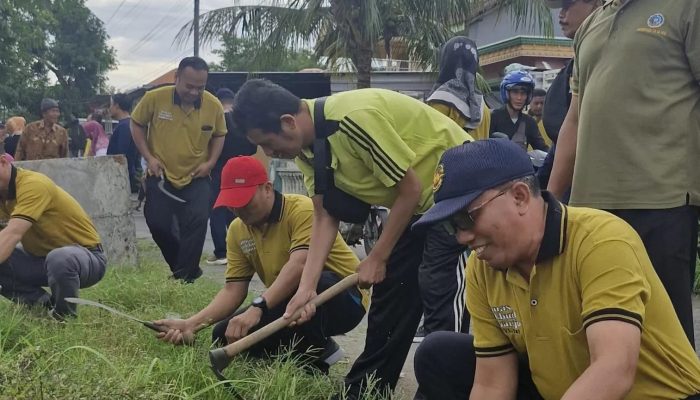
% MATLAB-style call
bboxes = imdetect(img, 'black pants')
[209,165,235,259]
[536,143,570,203]
[414,332,543,400]
[419,222,470,334]
[609,206,698,346]
[144,175,211,282]
[212,270,365,358]
[343,217,427,399]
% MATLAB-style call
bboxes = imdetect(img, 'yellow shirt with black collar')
[0,167,100,257]
[466,192,700,399]
[294,89,472,214]
[131,85,227,189]
[224,192,368,309]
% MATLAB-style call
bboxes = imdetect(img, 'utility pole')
[194,0,200,57]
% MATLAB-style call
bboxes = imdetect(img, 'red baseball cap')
[214,156,268,209]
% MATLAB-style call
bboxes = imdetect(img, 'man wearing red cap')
[154,156,366,371]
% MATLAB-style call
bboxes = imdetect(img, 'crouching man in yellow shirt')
[412,139,700,400]
[0,154,106,320]
[155,156,366,372]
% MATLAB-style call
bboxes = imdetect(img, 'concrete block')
[14,156,137,267]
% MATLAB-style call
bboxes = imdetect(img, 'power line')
[126,0,190,54]
[109,0,146,30]
[105,0,127,25]
[117,46,194,92]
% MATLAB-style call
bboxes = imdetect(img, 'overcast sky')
[86,0,233,92]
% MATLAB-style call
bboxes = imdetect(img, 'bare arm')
[206,136,225,165]
[130,121,154,163]
[547,94,579,199]
[155,280,248,345]
[356,168,422,288]
[561,321,639,400]
[0,218,31,263]
[260,249,307,309]
[186,281,249,332]
[470,352,519,400]
[191,135,225,178]
[282,195,339,321]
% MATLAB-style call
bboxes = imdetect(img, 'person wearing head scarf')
[82,119,109,156]
[427,36,491,140]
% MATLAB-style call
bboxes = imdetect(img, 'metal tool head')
[64,297,169,333]
[209,349,243,400]
[157,177,186,203]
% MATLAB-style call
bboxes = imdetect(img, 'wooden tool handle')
[219,273,359,359]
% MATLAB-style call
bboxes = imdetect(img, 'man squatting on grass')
[231,79,472,399]
[0,153,106,320]
[155,156,366,372]
[412,139,700,400]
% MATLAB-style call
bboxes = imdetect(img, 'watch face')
[253,297,265,307]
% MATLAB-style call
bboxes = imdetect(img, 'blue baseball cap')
[412,139,535,231]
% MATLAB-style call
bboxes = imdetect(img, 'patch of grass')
[0,240,381,399]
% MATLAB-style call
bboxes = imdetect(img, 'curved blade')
[65,297,150,325]
[157,179,186,203]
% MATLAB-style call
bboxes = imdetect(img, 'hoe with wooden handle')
[209,273,359,382]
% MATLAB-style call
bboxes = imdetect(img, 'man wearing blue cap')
[411,139,700,400]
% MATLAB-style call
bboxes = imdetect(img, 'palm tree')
[177,0,553,89]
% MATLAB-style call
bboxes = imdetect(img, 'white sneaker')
[206,255,227,265]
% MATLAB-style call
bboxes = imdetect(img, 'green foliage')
[0,240,381,399]
[177,0,553,88]
[211,36,321,72]
[0,0,116,120]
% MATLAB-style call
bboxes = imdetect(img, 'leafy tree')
[178,0,553,88]
[0,0,116,120]
[211,36,321,72]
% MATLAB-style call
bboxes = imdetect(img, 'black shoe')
[305,338,344,375]
[319,338,344,366]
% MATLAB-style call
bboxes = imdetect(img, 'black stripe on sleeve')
[340,118,406,182]
[225,276,253,283]
[582,308,643,330]
[289,245,310,254]
[474,343,516,358]
[343,117,406,178]
[12,215,36,224]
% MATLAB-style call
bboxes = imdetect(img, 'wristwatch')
[251,296,268,314]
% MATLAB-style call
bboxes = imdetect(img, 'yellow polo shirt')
[467,192,700,399]
[131,85,227,189]
[225,192,368,309]
[0,167,100,257]
[429,101,491,141]
[295,89,472,214]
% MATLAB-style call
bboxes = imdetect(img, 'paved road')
[134,210,700,399]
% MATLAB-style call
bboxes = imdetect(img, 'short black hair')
[232,79,302,135]
[112,93,132,112]
[533,88,547,98]
[177,56,209,74]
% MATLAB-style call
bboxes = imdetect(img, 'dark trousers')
[609,206,698,346]
[209,165,235,259]
[343,218,427,399]
[212,270,365,358]
[418,222,470,334]
[0,246,107,316]
[536,143,570,203]
[414,332,543,400]
[144,175,210,282]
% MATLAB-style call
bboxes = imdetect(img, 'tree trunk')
[353,40,373,89]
